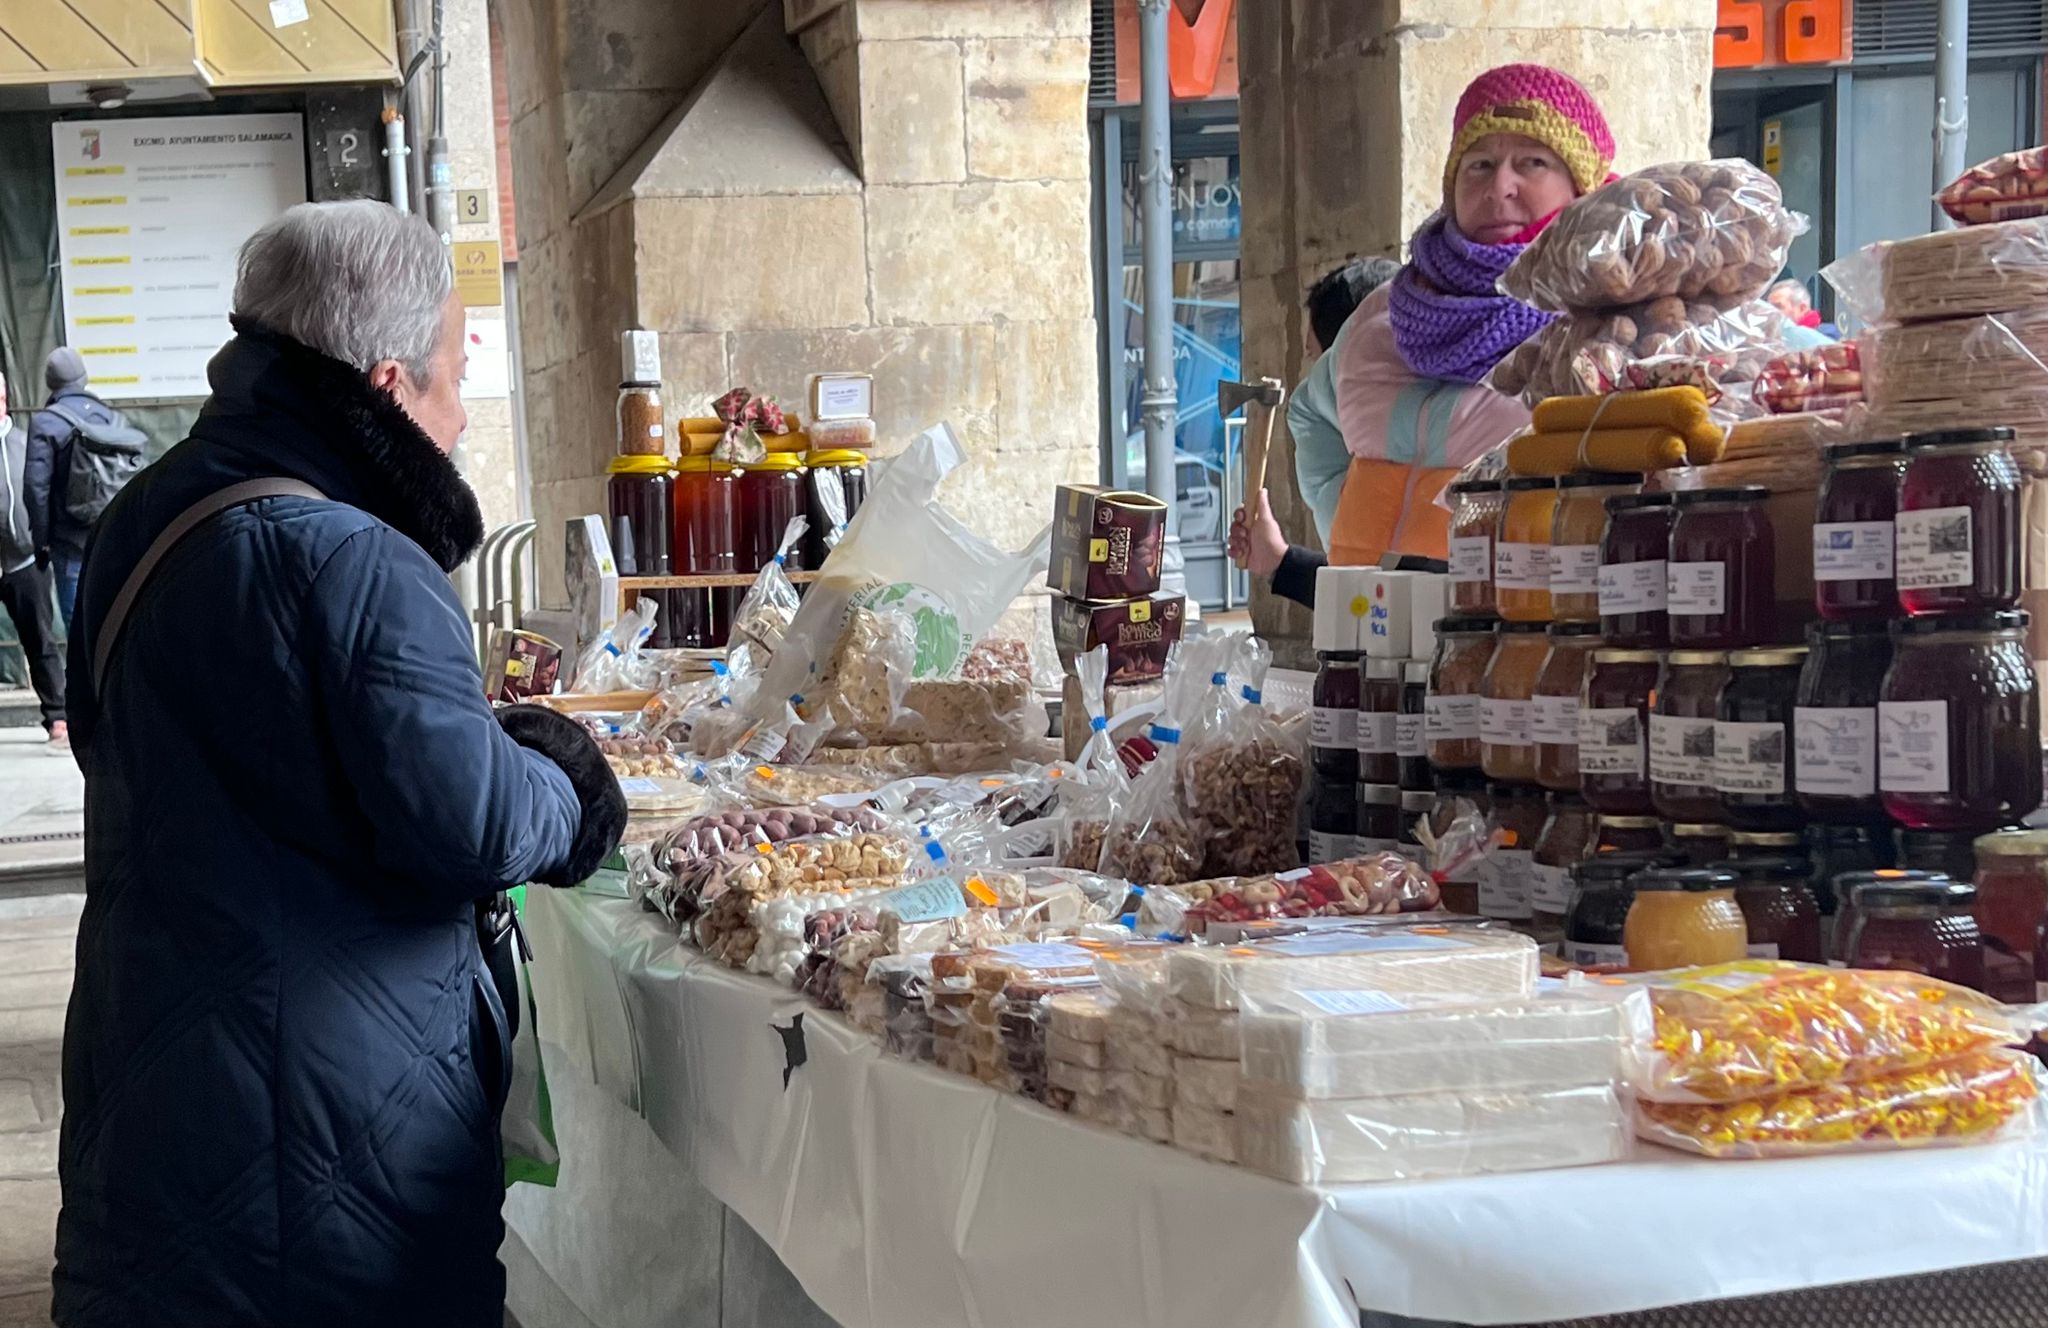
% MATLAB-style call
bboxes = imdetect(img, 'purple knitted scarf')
[1388,215,1558,384]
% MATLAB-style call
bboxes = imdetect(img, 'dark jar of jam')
[1730,854,1825,962]
[1667,821,1731,866]
[736,455,809,574]
[803,449,869,569]
[672,456,740,649]
[1479,782,1547,926]
[1813,439,1907,622]
[1580,648,1657,815]
[1359,658,1403,785]
[1879,611,2041,832]
[1563,852,1673,969]
[1594,814,1665,857]
[1355,783,1402,856]
[1715,645,1806,832]
[1310,652,1362,782]
[1397,661,1432,791]
[1667,486,1774,650]
[1970,829,2048,1003]
[1308,776,1357,865]
[1599,492,1675,649]
[1650,650,1727,823]
[1793,620,1891,824]
[608,455,676,647]
[1844,877,1988,991]
[1531,791,1597,949]
[1533,621,1601,792]
[1832,868,1949,966]
[1895,428,2022,617]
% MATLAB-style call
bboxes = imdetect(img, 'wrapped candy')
[1939,146,2048,226]
[1757,342,1863,415]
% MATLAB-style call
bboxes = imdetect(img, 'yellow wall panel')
[0,0,126,74]
[195,0,396,86]
[0,0,197,85]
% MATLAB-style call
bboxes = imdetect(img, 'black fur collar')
[213,317,485,572]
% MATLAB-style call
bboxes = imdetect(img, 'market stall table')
[512,885,2048,1328]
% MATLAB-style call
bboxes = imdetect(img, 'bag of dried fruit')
[1181,635,1305,878]
[1097,637,1218,885]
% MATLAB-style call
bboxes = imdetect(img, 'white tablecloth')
[524,885,2048,1328]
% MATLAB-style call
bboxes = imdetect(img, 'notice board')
[52,113,309,400]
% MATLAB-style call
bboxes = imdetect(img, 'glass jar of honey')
[1550,472,1640,622]
[1480,622,1549,782]
[1447,479,1506,616]
[1495,477,1558,623]
[1667,486,1774,651]
[1533,621,1601,792]
[1579,648,1657,815]
[1650,650,1727,824]
[1623,866,1748,970]
[1971,829,2048,1003]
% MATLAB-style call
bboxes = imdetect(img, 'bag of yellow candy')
[1637,1049,2038,1158]
[1625,962,2021,1105]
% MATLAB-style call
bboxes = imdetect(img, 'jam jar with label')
[1496,477,1559,622]
[1624,866,1749,969]
[1479,782,1546,926]
[736,455,808,575]
[1579,648,1657,815]
[1715,645,1805,831]
[1793,620,1890,824]
[1668,822,1731,865]
[1551,472,1640,623]
[1531,792,1596,948]
[1667,486,1774,650]
[1480,622,1549,782]
[672,456,741,648]
[1879,611,2041,831]
[1844,877,1987,991]
[1971,829,2048,1003]
[1595,813,1665,857]
[1650,651,1727,823]
[1427,616,1498,772]
[1359,658,1402,785]
[1832,868,1949,966]
[1447,479,1506,616]
[1564,853,1671,969]
[1895,428,2022,617]
[1533,621,1601,792]
[1600,492,1675,648]
[1398,660,1432,791]
[1730,853,1825,962]
[1355,783,1402,856]
[1813,439,1906,622]
[1311,578,1364,782]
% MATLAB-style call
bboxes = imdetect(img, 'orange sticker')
[755,765,776,779]
[980,778,1004,788]
[964,877,999,907]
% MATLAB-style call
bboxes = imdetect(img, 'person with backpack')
[24,347,147,627]
[0,372,67,751]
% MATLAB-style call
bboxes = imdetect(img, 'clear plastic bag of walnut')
[1182,636,1304,879]
[815,608,1043,749]
[1098,638,1214,886]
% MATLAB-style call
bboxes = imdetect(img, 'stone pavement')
[0,892,76,1328]
[0,728,83,895]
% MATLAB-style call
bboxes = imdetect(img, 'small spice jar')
[1480,622,1549,782]
[1600,492,1676,648]
[1650,650,1728,824]
[1531,791,1596,948]
[1565,853,1668,968]
[1579,648,1658,815]
[1495,477,1559,623]
[1479,782,1546,926]
[1715,645,1806,832]
[1356,783,1402,856]
[1971,829,2048,1003]
[615,381,666,457]
[1358,658,1402,786]
[1813,438,1907,622]
[1447,479,1506,616]
[1426,616,1498,772]
[1429,773,1491,913]
[1879,611,2041,832]
[1793,620,1890,825]
[1595,814,1664,857]
[1843,877,1987,991]
[1667,822,1731,866]
[1729,853,1825,962]
[1532,621,1601,791]
[1895,427,2022,617]
[1397,660,1432,791]
[1667,486,1775,650]
[1624,866,1749,970]
[1551,472,1641,622]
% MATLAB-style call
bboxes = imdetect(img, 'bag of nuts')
[1055,646,1128,872]
[1098,638,1216,886]
[1489,293,1796,417]
[1183,636,1305,879]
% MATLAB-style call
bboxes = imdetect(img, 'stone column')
[1237,0,1717,646]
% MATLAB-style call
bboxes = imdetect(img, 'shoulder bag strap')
[92,478,328,691]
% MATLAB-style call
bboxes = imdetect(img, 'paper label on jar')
[1310,705,1357,750]
[1308,830,1354,865]
[1530,692,1579,746]
[1578,707,1644,776]
[1425,693,1480,742]
[1747,942,1781,960]
[1599,559,1667,615]
[1649,714,1717,786]
[1550,544,1601,594]
[1794,706,1877,798]
[1357,711,1396,755]
[1879,699,1950,793]
[1813,521,1894,582]
[1449,534,1492,583]
[1666,561,1727,616]
[1714,720,1788,796]
[1478,848,1534,920]
[1494,541,1550,591]
[1895,506,1974,590]
[1395,711,1425,758]
[1566,940,1628,968]
[1530,861,1573,914]
[1480,697,1530,746]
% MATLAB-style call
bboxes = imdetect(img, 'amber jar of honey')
[1495,477,1559,623]
[1623,865,1748,970]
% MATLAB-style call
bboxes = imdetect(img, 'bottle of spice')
[615,329,667,458]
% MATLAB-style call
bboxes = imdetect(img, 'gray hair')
[233,200,453,385]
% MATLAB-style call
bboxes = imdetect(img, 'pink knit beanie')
[1443,64,1616,199]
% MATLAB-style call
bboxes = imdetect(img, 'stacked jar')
[1309,568,1366,865]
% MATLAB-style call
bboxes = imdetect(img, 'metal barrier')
[473,519,537,662]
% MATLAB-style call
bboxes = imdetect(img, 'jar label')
[1310,705,1357,750]
[1649,714,1717,786]
[1666,561,1727,616]
[1747,942,1781,960]
[1794,706,1877,798]
[1449,534,1492,582]
[1425,693,1480,742]
[1530,692,1580,745]
[1812,521,1894,583]
[1713,720,1788,795]
[1599,559,1667,615]
[1308,830,1355,864]
[1531,861,1573,913]
[1565,939,1628,968]
[1395,712,1425,758]
[1478,848,1534,920]
[1494,541,1550,591]
[1578,707,1644,776]
[1551,544,1601,594]
[1480,697,1531,746]
[1895,506,1974,590]
[1358,711,1396,755]
[1879,699,1950,793]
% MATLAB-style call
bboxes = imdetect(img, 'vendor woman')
[1234,64,1617,601]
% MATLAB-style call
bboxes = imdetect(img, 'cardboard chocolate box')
[1052,592,1186,685]
[1050,486,1167,601]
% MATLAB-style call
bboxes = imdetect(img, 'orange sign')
[1112,0,1240,103]
[1715,0,1850,69]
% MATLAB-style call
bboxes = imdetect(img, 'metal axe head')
[1218,375,1285,416]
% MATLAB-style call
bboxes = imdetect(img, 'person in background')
[0,372,66,751]
[1233,64,1616,605]
[54,200,626,1328]
[24,347,132,627]
[1766,277,1838,344]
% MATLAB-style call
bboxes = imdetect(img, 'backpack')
[49,402,148,526]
